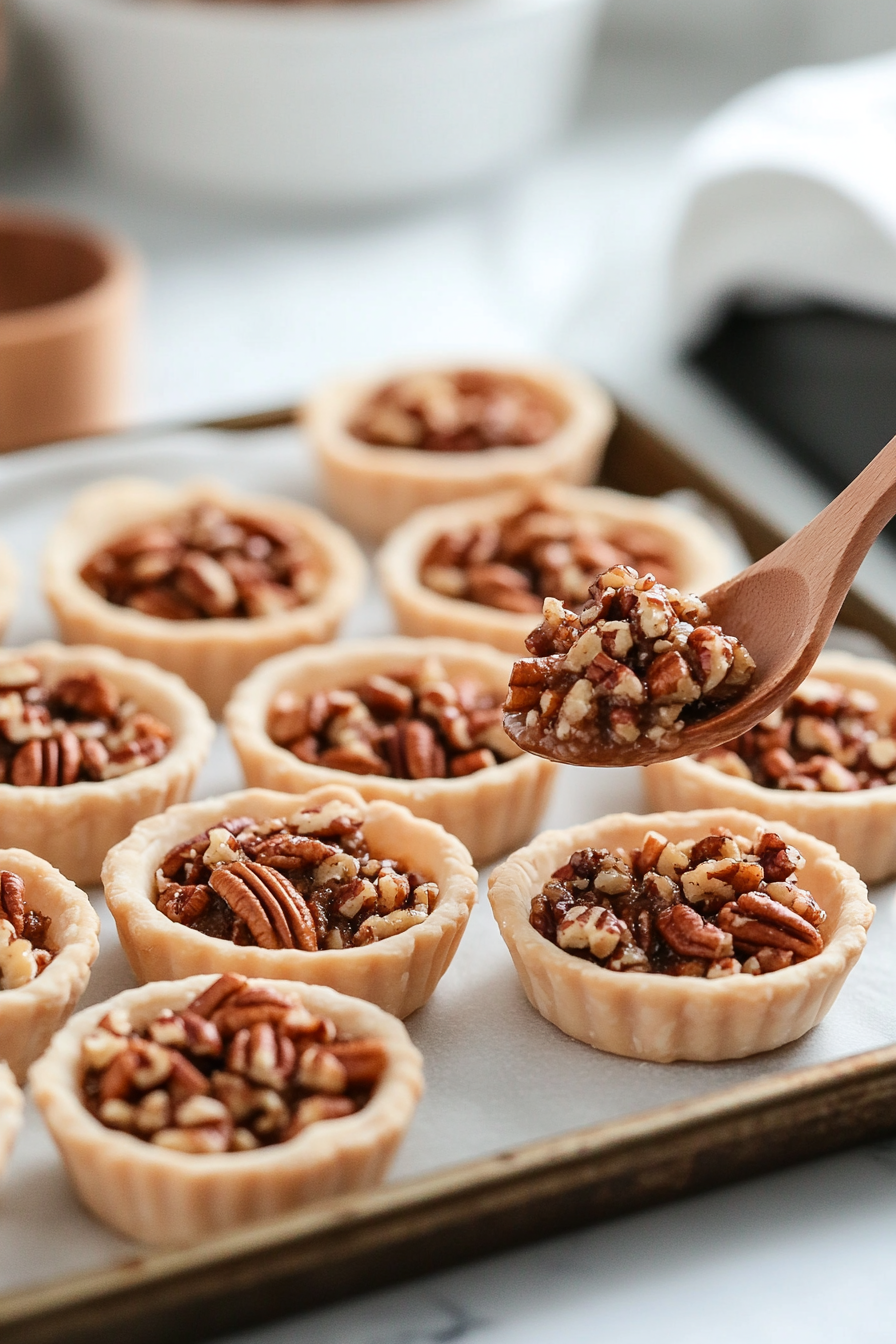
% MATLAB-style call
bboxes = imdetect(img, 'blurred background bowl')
[15,0,607,210]
[0,207,138,452]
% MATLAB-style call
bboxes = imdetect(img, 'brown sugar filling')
[530,826,825,978]
[505,566,756,751]
[267,657,512,780]
[697,675,896,792]
[0,661,172,786]
[0,870,54,988]
[349,371,565,453]
[80,973,388,1154]
[155,800,439,952]
[80,502,324,621]
[420,501,677,615]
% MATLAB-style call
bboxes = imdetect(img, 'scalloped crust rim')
[42,477,367,717]
[29,974,423,1245]
[0,641,214,886]
[487,807,872,1062]
[102,784,478,1018]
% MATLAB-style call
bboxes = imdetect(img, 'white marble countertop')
[4,44,896,1344]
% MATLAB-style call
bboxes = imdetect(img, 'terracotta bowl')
[0,207,139,452]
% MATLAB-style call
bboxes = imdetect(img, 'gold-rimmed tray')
[1,401,895,1344]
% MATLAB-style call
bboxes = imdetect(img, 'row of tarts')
[0,359,886,1253]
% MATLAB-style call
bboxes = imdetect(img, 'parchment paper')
[0,426,891,1292]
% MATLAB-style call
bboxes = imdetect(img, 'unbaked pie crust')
[0,538,17,642]
[42,477,367,718]
[225,636,558,865]
[0,641,214,886]
[0,846,99,1081]
[488,807,871,1062]
[303,363,617,543]
[29,973,423,1245]
[0,1062,23,1176]
[103,784,478,1018]
[377,484,734,655]
[644,653,896,884]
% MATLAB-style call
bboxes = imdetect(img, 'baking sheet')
[0,423,893,1295]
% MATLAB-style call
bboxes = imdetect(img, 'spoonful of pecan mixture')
[81,973,388,1154]
[504,566,756,766]
[0,870,54,988]
[420,502,675,614]
[530,827,824,978]
[507,431,896,766]
[350,371,564,453]
[81,502,323,621]
[156,801,439,951]
[268,657,514,779]
[0,662,171,785]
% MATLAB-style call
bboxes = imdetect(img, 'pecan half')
[210,862,317,951]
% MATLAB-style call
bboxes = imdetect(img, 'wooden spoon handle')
[760,430,896,601]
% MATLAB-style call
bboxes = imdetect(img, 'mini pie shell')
[0,1062,23,1176]
[102,784,478,1018]
[0,847,100,1082]
[0,641,214,887]
[377,483,735,655]
[644,652,896,884]
[0,538,17,642]
[29,973,424,1246]
[487,807,872,1062]
[224,636,558,865]
[42,477,367,718]
[303,363,617,543]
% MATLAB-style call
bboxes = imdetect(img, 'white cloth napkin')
[667,49,896,347]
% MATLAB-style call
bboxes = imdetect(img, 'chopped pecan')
[531,826,824,978]
[81,974,389,1152]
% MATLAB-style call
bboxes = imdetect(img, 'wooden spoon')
[504,431,896,768]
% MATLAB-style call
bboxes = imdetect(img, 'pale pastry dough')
[644,653,896,884]
[225,637,558,865]
[377,484,734,655]
[30,974,423,1245]
[304,363,616,543]
[0,642,214,886]
[103,784,478,1018]
[0,847,99,1081]
[488,807,871,1062]
[42,477,367,718]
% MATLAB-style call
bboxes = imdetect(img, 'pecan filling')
[505,566,756,750]
[81,973,388,1153]
[80,502,324,621]
[0,870,53,988]
[697,675,896,792]
[155,801,439,951]
[420,503,676,615]
[530,827,824,977]
[349,371,564,453]
[268,658,512,779]
[0,662,171,786]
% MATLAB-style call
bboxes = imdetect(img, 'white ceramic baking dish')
[16,0,607,209]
